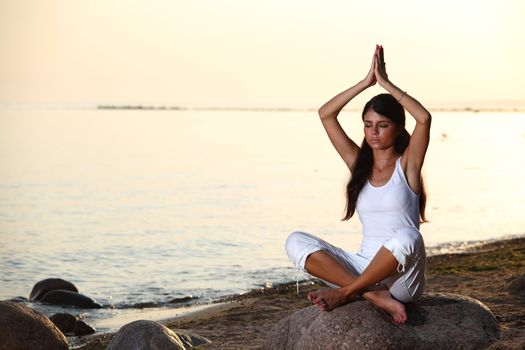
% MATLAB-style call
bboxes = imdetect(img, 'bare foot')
[364,289,407,325]
[307,288,355,311]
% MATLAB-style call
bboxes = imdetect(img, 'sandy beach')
[76,236,525,349]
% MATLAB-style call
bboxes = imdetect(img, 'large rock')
[0,301,68,350]
[264,293,499,350]
[29,278,78,301]
[106,320,211,350]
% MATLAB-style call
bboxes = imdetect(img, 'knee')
[395,227,424,254]
[285,231,322,266]
[384,227,425,273]
[285,231,306,257]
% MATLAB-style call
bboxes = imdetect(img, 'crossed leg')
[304,248,408,324]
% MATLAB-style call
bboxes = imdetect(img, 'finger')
[379,46,385,65]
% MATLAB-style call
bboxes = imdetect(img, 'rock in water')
[30,278,102,309]
[264,293,499,350]
[0,301,68,350]
[40,289,102,308]
[29,278,78,301]
[106,320,211,350]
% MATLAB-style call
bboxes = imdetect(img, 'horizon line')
[1,103,525,113]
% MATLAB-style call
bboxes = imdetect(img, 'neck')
[372,149,399,161]
[372,149,399,170]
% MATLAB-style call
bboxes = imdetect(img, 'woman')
[285,45,431,325]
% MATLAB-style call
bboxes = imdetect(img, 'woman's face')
[363,109,400,150]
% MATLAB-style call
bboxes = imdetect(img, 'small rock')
[0,301,68,350]
[170,296,197,304]
[74,319,96,336]
[49,313,96,336]
[5,296,29,303]
[30,278,78,301]
[507,274,525,293]
[175,329,212,348]
[264,292,499,350]
[50,313,77,333]
[106,320,210,350]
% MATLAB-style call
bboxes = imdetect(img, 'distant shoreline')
[2,103,525,113]
[97,105,525,113]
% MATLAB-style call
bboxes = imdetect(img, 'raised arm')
[375,45,431,192]
[318,47,379,171]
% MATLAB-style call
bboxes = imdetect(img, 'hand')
[374,45,389,87]
[362,45,379,88]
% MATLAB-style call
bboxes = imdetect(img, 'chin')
[371,144,392,151]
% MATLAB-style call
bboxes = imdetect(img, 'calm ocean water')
[1,108,524,330]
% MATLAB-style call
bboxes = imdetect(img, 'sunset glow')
[1,0,524,109]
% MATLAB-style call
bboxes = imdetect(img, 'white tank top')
[356,157,420,259]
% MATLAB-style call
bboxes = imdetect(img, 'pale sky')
[1,0,524,109]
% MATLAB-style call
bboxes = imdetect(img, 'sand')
[77,237,525,349]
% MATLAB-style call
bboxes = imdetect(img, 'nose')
[371,126,379,135]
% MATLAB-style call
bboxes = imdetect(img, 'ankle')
[340,286,356,299]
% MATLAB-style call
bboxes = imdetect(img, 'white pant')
[285,229,426,303]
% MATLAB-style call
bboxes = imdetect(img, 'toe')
[308,292,319,303]
[393,313,407,325]
[308,291,322,301]
[319,299,331,311]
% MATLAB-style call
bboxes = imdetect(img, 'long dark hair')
[343,93,427,222]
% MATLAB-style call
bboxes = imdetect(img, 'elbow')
[318,107,326,120]
[318,106,333,121]
[420,112,432,125]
